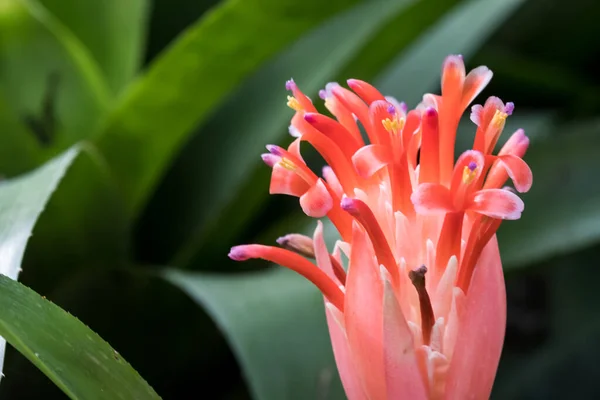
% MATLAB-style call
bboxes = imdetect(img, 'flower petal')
[383,279,428,399]
[497,154,533,193]
[313,220,335,280]
[441,55,466,101]
[344,222,386,399]
[322,165,343,198]
[444,237,506,400]
[325,303,368,400]
[411,183,454,214]
[299,179,333,217]
[347,78,386,104]
[269,163,310,197]
[352,144,390,178]
[461,66,493,110]
[468,188,524,220]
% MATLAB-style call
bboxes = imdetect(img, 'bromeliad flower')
[229,55,532,399]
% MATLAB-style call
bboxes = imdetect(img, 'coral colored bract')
[229,55,532,400]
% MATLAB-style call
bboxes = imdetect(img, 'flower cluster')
[229,55,531,399]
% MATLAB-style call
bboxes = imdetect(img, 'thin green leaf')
[0,274,160,399]
[0,146,79,379]
[0,0,110,150]
[37,0,150,93]
[153,0,418,267]
[374,0,525,102]
[499,119,600,268]
[93,0,365,217]
[164,268,343,400]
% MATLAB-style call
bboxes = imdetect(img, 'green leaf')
[499,119,600,268]
[93,0,365,217]
[374,0,526,103]
[0,0,110,150]
[164,268,343,400]
[146,0,418,267]
[36,0,150,93]
[22,143,130,294]
[0,146,79,377]
[0,94,44,177]
[0,274,160,399]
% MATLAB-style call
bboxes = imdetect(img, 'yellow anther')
[491,109,508,128]
[462,165,477,185]
[287,96,303,112]
[382,117,405,134]
[279,157,297,171]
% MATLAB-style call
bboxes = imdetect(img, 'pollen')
[279,157,297,171]
[382,117,405,134]
[287,96,303,112]
[462,164,477,184]
[491,109,508,128]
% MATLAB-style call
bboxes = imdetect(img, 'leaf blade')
[0,275,160,399]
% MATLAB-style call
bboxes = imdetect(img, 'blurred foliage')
[0,0,598,398]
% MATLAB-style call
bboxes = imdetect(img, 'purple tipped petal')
[340,196,358,213]
[319,89,327,100]
[504,102,514,116]
[285,78,296,91]
[261,153,279,167]
[228,246,250,261]
[266,144,285,156]
[304,113,317,123]
[425,106,437,118]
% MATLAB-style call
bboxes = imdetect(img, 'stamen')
[462,163,477,184]
[491,109,508,128]
[279,157,297,171]
[409,265,436,345]
[382,117,405,135]
[287,95,303,112]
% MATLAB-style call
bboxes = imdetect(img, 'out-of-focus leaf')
[499,119,600,268]
[375,0,525,104]
[0,94,43,177]
[37,0,150,93]
[142,0,418,267]
[0,274,160,399]
[144,0,220,62]
[337,0,462,81]
[494,251,600,399]
[21,143,130,294]
[164,268,343,400]
[0,0,110,151]
[93,0,366,217]
[0,146,79,379]
[494,319,600,399]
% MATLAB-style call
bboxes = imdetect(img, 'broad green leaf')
[499,119,600,268]
[0,274,160,399]
[22,143,130,294]
[0,0,110,150]
[94,0,365,217]
[2,268,233,398]
[0,146,79,379]
[146,0,418,267]
[164,268,343,400]
[375,0,525,103]
[37,0,150,93]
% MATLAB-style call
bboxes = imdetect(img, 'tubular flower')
[229,55,532,400]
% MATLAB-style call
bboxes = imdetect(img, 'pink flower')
[229,57,532,399]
